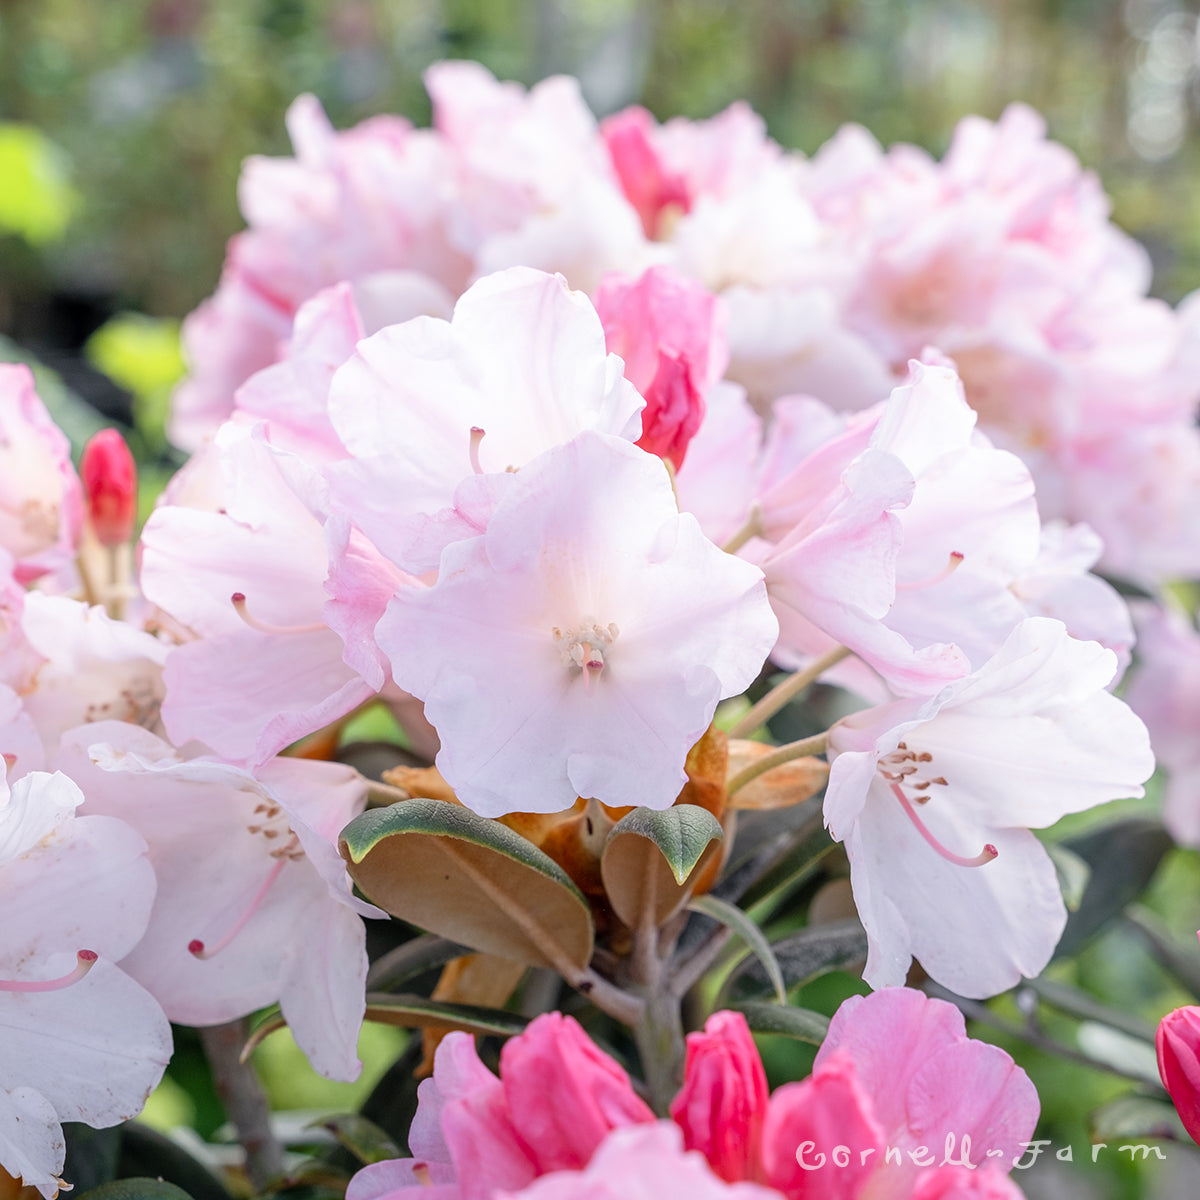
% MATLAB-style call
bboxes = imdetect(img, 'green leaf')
[307,1114,400,1165]
[366,934,472,991]
[75,1181,195,1200]
[364,992,529,1038]
[608,804,723,884]
[115,1125,230,1200]
[1053,819,1173,958]
[1089,1094,1183,1143]
[727,919,868,996]
[341,800,594,972]
[1046,842,1091,912]
[601,804,724,928]
[729,1000,830,1044]
[1124,905,1200,999]
[688,893,786,1004]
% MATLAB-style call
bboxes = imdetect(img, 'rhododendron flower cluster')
[349,991,1036,1200]
[2,55,1196,1200]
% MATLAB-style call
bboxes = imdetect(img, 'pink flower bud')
[601,106,692,239]
[499,1011,655,1173]
[594,266,726,471]
[1157,1004,1200,1144]
[670,1010,769,1183]
[81,428,137,546]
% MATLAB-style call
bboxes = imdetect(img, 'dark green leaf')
[306,1114,400,1166]
[1089,1095,1183,1143]
[1124,905,1200,999]
[1046,842,1090,912]
[601,804,724,927]
[1053,819,1173,959]
[75,1181,195,1200]
[727,919,868,996]
[606,804,723,885]
[62,1124,120,1194]
[365,992,530,1038]
[116,1125,230,1200]
[729,1000,830,1044]
[688,894,786,1004]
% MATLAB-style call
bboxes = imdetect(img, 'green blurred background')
[4,0,1200,428]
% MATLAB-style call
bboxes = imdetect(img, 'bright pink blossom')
[80,429,137,547]
[1157,1002,1200,1145]
[593,265,726,470]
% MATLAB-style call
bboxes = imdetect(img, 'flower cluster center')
[552,619,620,675]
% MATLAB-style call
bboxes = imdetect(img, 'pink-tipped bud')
[1157,1005,1200,1145]
[81,428,136,547]
[671,1010,769,1183]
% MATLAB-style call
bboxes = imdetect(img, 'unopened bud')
[1157,1003,1200,1145]
[81,429,136,547]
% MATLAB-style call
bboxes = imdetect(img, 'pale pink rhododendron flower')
[426,61,646,293]
[141,422,401,767]
[56,722,380,1081]
[1124,603,1200,847]
[759,358,1042,696]
[0,765,171,1197]
[379,432,776,816]
[0,364,84,585]
[172,92,466,449]
[824,617,1154,997]
[15,593,168,763]
[326,267,645,578]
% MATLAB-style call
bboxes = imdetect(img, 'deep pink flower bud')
[601,106,692,239]
[670,1010,769,1182]
[81,428,137,546]
[499,1011,655,1173]
[594,265,726,471]
[1157,1004,1200,1144]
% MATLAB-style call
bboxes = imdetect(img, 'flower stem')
[726,732,830,798]
[728,644,851,737]
[720,503,763,556]
[200,1019,284,1190]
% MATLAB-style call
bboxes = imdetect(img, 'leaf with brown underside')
[601,803,724,929]
[420,953,529,1073]
[340,800,594,972]
[726,739,829,810]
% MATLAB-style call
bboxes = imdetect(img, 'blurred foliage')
[2,0,1200,337]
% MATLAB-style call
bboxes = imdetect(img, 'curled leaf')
[602,804,724,928]
[341,800,594,972]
